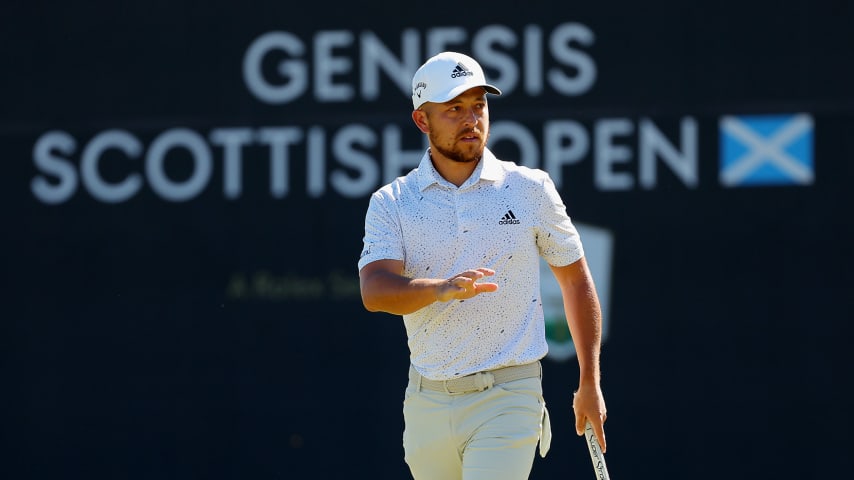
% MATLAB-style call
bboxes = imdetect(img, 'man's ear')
[412,110,430,134]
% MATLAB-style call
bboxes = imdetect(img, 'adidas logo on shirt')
[499,210,520,225]
[450,62,474,78]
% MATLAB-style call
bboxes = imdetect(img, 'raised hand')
[436,268,500,302]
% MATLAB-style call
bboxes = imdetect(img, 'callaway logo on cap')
[411,51,502,110]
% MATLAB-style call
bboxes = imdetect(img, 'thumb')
[575,414,586,436]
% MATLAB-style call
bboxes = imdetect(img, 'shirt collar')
[416,147,501,191]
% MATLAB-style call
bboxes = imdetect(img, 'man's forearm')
[565,279,603,384]
[361,270,441,315]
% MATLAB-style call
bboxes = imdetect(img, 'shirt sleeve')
[358,190,404,271]
[535,172,584,267]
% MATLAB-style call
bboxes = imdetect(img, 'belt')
[409,361,542,394]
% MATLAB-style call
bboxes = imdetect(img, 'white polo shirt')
[358,148,584,380]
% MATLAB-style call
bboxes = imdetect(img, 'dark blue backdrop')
[3,1,852,478]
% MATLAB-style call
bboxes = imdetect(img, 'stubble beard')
[430,129,489,164]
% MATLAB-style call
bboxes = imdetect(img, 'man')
[358,51,607,480]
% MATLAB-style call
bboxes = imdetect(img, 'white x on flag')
[719,114,814,187]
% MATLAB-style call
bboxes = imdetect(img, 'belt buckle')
[442,371,496,394]
[472,371,495,392]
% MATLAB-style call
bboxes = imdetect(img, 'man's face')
[420,87,490,163]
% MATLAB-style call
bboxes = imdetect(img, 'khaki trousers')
[402,366,551,480]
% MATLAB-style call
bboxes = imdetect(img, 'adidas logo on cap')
[450,63,474,78]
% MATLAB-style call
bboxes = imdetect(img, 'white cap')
[411,51,501,110]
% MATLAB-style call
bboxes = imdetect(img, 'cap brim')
[427,83,502,106]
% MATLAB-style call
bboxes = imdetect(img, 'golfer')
[358,51,607,480]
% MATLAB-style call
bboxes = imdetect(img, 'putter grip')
[584,421,611,480]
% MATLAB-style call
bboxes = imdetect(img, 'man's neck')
[429,150,480,187]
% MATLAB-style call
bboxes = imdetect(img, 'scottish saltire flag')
[719,114,814,187]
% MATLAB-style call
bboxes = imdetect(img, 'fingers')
[448,268,495,287]
[575,413,586,436]
[474,267,496,277]
[474,282,499,293]
[441,268,499,300]
[450,268,495,281]
[574,413,607,452]
[573,388,607,451]
[595,421,607,453]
